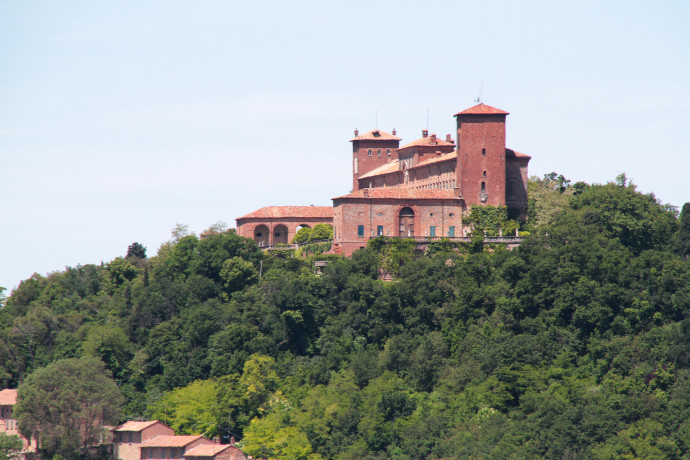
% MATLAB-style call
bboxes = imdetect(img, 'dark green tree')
[126,242,147,259]
[14,357,123,459]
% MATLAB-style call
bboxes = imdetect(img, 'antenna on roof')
[426,107,430,131]
[474,83,484,104]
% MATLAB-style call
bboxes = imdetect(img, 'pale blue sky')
[2,1,689,292]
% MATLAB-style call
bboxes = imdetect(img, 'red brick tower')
[454,103,509,207]
[350,129,401,191]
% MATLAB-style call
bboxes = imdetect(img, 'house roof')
[350,129,401,142]
[236,206,334,220]
[358,160,401,179]
[415,151,457,168]
[115,420,162,432]
[184,444,235,456]
[399,135,454,150]
[333,188,458,200]
[455,103,509,116]
[0,389,17,405]
[142,435,206,448]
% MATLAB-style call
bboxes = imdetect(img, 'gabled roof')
[184,444,236,456]
[333,188,458,200]
[414,151,457,168]
[358,160,401,179]
[115,420,163,432]
[399,135,454,150]
[455,103,509,116]
[142,435,206,448]
[236,206,334,220]
[351,129,401,142]
[0,389,17,405]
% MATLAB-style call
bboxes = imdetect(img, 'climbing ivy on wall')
[466,205,519,236]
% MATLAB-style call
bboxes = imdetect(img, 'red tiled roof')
[115,420,161,432]
[184,444,235,456]
[506,148,531,159]
[350,129,401,142]
[333,188,458,200]
[415,151,457,168]
[237,206,334,220]
[0,389,17,405]
[455,103,509,116]
[142,435,206,448]
[359,160,401,179]
[400,135,454,149]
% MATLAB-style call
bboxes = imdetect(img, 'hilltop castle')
[236,102,530,255]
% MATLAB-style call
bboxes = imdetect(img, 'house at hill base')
[0,388,38,458]
[114,420,247,460]
[236,102,530,256]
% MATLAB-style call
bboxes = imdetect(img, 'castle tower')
[454,103,509,207]
[350,129,401,191]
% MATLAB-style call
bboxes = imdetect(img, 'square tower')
[454,103,509,207]
[350,129,401,191]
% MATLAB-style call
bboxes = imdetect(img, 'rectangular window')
[448,226,455,237]
[430,226,436,237]
[377,225,383,236]
[358,225,364,237]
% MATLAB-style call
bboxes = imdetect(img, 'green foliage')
[126,242,147,259]
[675,202,690,258]
[14,357,123,459]
[220,257,258,295]
[0,433,23,460]
[292,226,312,244]
[147,379,218,437]
[1,195,689,459]
[466,205,519,236]
[308,224,333,242]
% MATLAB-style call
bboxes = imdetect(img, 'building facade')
[236,102,530,255]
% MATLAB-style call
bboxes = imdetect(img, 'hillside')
[2,175,690,459]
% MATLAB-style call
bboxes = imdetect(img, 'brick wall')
[456,114,507,207]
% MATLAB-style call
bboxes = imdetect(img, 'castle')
[236,102,530,256]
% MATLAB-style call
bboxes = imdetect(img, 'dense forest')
[2,175,690,459]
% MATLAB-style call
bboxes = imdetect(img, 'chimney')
[446,134,452,142]
[392,128,396,135]
[422,129,428,138]
[354,128,359,136]
[430,134,437,142]
[363,188,369,197]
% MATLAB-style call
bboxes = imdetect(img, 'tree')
[14,357,124,459]
[126,242,147,259]
[307,224,333,242]
[0,433,23,460]
[674,202,690,259]
[292,227,312,244]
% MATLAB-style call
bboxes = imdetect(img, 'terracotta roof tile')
[237,206,334,220]
[350,129,401,142]
[0,389,17,405]
[414,151,457,168]
[455,103,509,116]
[115,420,162,432]
[184,444,235,456]
[333,188,458,200]
[400,135,454,149]
[358,160,401,179]
[142,435,206,448]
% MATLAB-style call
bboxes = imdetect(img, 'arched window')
[482,148,486,156]
[481,181,486,192]
[377,149,381,157]
[368,149,372,156]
